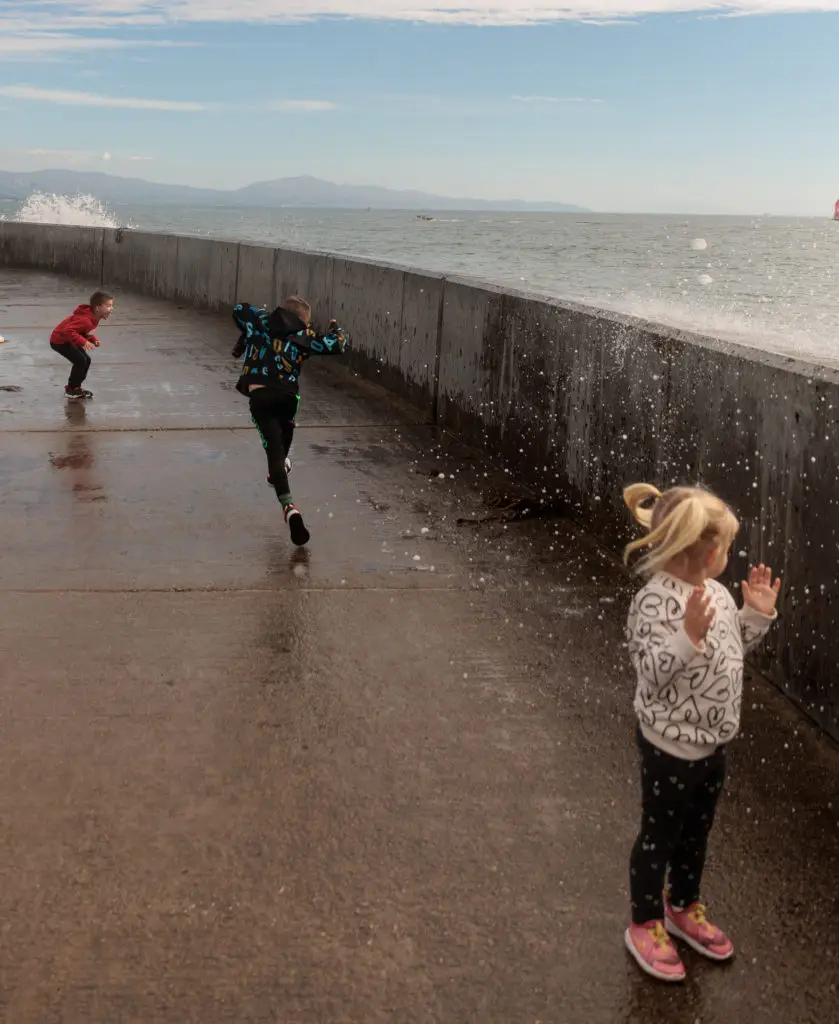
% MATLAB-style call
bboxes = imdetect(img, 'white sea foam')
[9,192,122,228]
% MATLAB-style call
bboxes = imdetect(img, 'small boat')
[416,214,434,221]
[834,199,839,221]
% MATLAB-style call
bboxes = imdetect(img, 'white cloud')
[18,147,154,165]
[2,84,336,113]
[27,147,94,163]
[0,85,206,110]
[511,94,604,103]
[267,99,338,111]
[0,31,195,57]
[0,0,831,68]
[2,2,839,33]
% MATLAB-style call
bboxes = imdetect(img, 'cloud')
[2,84,337,114]
[19,147,154,165]
[0,31,195,58]
[27,147,94,163]
[267,99,338,111]
[511,94,604,103]
[0,0,833,69]
[0,85,206,110]
[3,2,839,33]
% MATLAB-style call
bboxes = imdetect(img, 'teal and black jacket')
[233,303,348,397]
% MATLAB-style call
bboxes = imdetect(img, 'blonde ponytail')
[623,483,739,575]
[623,483,662,530]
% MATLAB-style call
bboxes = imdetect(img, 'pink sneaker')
[665,901,734,961]
[625,920,686,982]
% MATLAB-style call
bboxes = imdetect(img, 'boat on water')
[834,199,839,221]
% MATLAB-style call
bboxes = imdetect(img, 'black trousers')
[248,387,298,500]
[51,342,91,388]
[629,729,727,924]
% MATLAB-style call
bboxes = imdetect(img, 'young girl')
[622,483,781,982]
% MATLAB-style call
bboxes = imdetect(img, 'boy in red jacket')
[50,290,114,399]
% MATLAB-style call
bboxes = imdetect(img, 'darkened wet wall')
[1,222,836,740]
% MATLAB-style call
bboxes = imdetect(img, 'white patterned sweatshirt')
[626,572,776,760]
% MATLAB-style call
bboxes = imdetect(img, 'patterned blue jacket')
[233,303,348,397]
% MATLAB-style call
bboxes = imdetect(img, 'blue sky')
[1,2,838,214]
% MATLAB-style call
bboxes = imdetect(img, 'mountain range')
[0,169,587,212]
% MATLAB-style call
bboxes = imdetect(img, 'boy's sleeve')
[233,303,270,338]
[58,312,94,347]
[307,321,348,356]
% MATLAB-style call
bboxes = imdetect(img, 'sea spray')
[9,192,123,228]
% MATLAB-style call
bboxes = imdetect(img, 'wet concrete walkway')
[1,270,837,1023]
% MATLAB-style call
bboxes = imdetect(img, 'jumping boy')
[233,295,348,547]
[50,290,114,399]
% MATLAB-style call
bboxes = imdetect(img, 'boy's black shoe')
[65,385,93,400]
[284,505,310,547]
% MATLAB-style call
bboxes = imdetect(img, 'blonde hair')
[623,483,739,575]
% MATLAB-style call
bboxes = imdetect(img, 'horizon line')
[0,166,832,219]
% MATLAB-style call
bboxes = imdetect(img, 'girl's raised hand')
[684,586,715,646]
[742,564,782,616]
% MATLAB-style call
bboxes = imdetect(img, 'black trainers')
[284,504,310,547]
[65,386,93,400]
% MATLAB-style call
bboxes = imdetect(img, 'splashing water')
[9,192,122,228]
[2,197,838,362]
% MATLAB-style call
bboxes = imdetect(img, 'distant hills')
[0,169,587,212]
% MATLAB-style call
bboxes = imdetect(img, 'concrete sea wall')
[2,221,837,741]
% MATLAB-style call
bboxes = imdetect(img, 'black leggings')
[629,729,727,924]
[248,387,298,501]
[51,343,91,388]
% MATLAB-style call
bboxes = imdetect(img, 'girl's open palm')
[742,564,781,616]
[684,587,715,646]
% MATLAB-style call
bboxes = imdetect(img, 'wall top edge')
[2,221,836,385]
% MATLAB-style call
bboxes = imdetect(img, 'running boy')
[233,296,348,547]
[50,290,114,400]
[622,483,781,982]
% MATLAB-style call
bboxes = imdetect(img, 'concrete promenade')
[1,269,837,1023]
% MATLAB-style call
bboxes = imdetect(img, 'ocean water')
[6,192,839,365]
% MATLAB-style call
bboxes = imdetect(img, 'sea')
[4,192,839,366]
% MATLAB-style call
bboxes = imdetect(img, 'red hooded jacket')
[50,305,101,348]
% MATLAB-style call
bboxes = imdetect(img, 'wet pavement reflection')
[0,270,836,1023]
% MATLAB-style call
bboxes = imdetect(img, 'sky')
[1,2,838,214]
